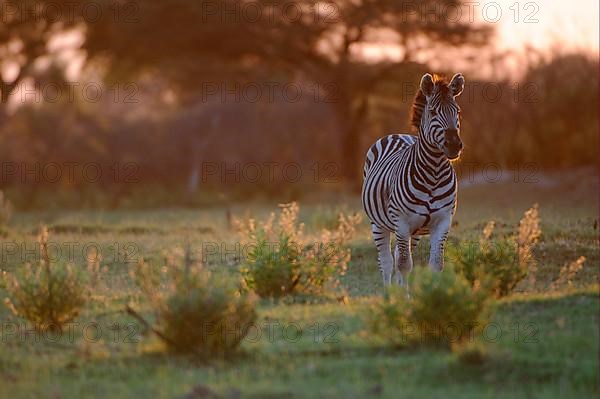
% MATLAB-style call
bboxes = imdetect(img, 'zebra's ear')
[420,73,435,97]
[449,73,465,97]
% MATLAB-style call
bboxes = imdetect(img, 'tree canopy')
[82,0,491,181]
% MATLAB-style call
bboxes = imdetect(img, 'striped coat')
[361,73,465,288]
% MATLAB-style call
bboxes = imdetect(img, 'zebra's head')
[412,73,465,160]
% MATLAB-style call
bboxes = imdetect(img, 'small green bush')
[370,268,491,349]
[244,232,301,298]
[161,273,257,356]
[450,237,522,297]
[450,205,541,297]
[3,227,87,331]
[238,203,359,298]
[133,252,257,356]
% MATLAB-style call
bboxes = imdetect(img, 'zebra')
[361,73,465,290]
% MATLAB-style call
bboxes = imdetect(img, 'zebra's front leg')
[371,224,393,286]
[394,230,413,289]
[428,215,452,272]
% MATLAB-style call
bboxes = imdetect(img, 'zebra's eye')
[429,109,437,116]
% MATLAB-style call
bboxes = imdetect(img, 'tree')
[83,0,491,183]
[0,0,81,122]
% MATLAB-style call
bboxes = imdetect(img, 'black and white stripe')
[361,73,465,288]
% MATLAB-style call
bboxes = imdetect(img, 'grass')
[0,174,598,398]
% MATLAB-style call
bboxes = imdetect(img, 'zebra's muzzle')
[443,129,463,160]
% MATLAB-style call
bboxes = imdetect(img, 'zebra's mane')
[410,74,449,132]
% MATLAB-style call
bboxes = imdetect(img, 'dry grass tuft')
[550,256,586,290]
[518,204,542,286]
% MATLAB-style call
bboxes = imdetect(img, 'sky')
[361,0,599,78]
[485,0,599,53]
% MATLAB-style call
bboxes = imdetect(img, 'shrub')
[161,273,257,356]
[3,226,87,331]
[245,232,301,297]
[450,232,521,297]
[369,267,491,349]
[238,202,360,298]
[450,204,541,297]
[132,249,257,356]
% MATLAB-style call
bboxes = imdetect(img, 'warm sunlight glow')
[486,0,599,53]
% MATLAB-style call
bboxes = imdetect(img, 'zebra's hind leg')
[411,235,421,251]
[394,229,413,294]
[371,223,393,286]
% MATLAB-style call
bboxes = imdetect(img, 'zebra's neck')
[412,132,453,185]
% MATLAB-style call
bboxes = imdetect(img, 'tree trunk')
[339,113,362,187]
[335,95,369,190]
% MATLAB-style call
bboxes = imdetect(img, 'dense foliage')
[370,267,491,348]
[449,205,541,297]
[239,203,360,299]
[133,256,257,356]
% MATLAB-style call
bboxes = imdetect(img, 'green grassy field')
[1,171,599,398]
